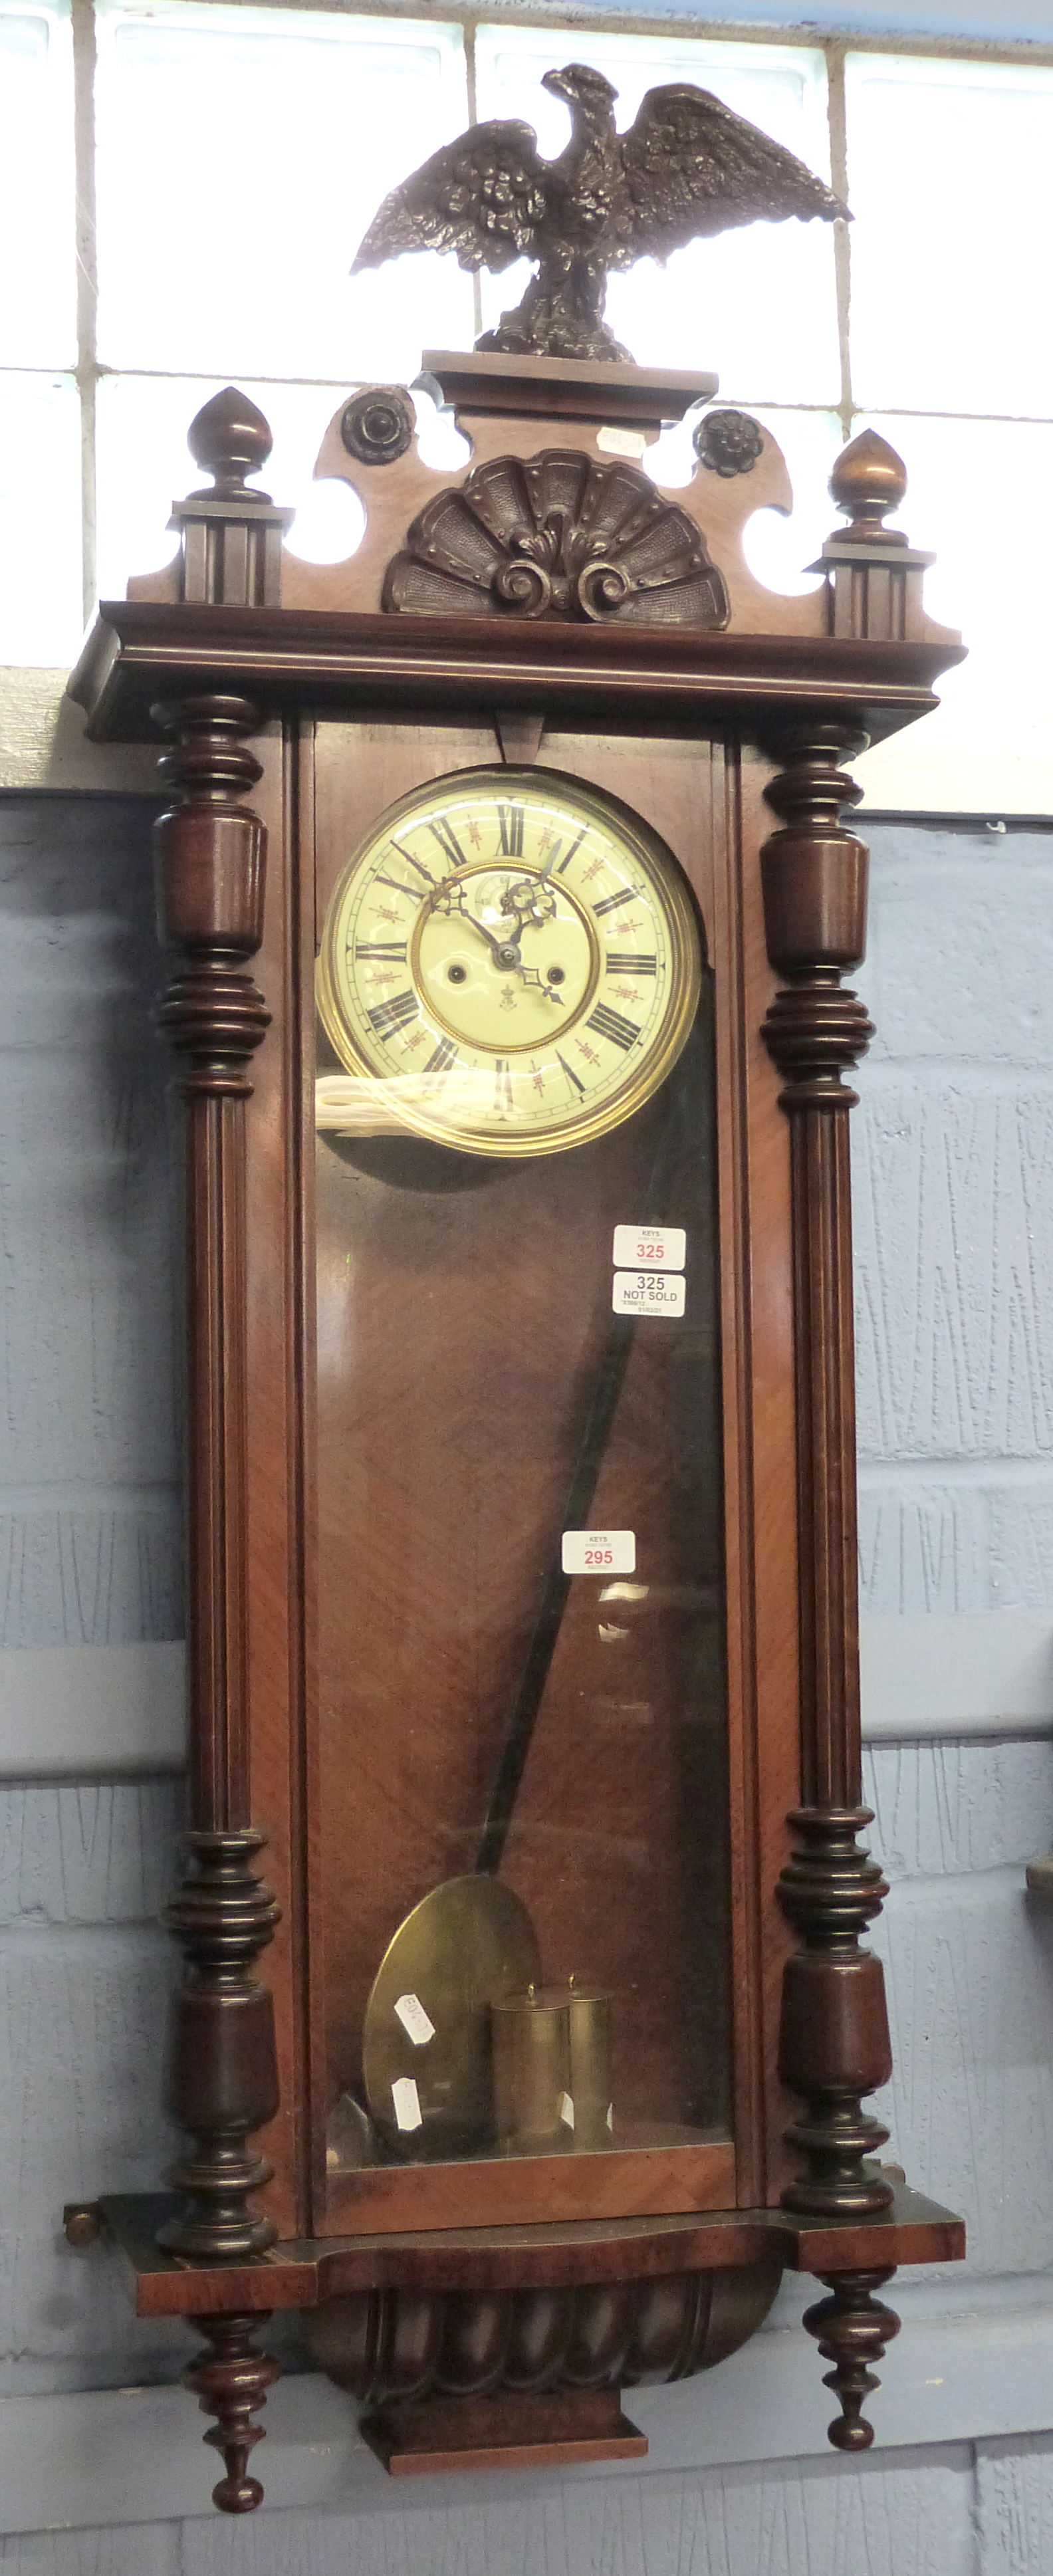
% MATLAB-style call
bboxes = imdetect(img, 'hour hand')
[517,963,563,1003]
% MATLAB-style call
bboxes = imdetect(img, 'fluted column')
[152,689,281,2513]
[760,722,892,2226]
[760,722,897,2448]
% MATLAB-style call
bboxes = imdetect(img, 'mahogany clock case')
[263,713,790,2245]
[62,372,968,2507]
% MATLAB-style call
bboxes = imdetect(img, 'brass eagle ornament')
[352,64,848,366]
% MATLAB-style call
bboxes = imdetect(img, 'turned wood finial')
[804,2271,900,2451]
[814,430,932,642]
[828,429,907,544]
[186,2313,281,2513]
[187,385,275,499]
[171,388,293,606]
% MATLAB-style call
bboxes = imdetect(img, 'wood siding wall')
[0,799,1051,2567]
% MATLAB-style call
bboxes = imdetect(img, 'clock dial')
[316,767,701,1155]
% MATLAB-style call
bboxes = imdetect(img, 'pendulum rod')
[475,1041,695,1875]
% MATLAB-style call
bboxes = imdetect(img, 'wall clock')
[315,764,701,1155]
[64,346,966,2512]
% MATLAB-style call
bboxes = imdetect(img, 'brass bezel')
[316,764,703,1159]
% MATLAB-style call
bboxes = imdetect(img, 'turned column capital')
[759,723,874,1103]
[152,695,271,1095]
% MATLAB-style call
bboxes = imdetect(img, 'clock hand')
[501,878,557,935]
[431,881,523,970]
[516,963,564,1004]
[471,927,563,1000]
[432,885,565,998]
[467,914,524,972]
[491,879,564,995]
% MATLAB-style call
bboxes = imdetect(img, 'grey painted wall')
[2,798,1053,2566]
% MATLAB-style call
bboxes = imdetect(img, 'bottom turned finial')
[186,2312,281,2512]
[803,2269,899,2451]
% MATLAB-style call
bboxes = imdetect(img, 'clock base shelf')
[360,2389,648,2478]
[82,2186,964,2314]
[66,2188,963,2500]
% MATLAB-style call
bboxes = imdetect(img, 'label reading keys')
[562,1530,636,1574]
[612,1224,685,1272]
[613,1271,686,1317]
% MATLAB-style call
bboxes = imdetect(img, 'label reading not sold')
[613,1270,686,1317]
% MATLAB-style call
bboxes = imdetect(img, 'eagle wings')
[352,71,846,362]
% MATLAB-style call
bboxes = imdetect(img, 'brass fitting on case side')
[63,2202,106,2249]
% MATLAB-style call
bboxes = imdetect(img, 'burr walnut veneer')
[64,370,965,2513]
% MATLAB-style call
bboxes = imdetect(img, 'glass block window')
[0,0,1049,812]
[842,51,1053,808]
[846,53,1053,419]
[0,3,76,368]
[0,1,80,660]
[94,3,471,382]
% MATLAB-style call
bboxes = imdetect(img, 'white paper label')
[562,1529,636,1575]
[394,1992,435,2047]
[606,2103,614,2131]
[613,1270,686,1317]
[613,1225,685,1272]
[596,425,647,460]
[560,2091,576,2129]
[391,2075,423,2131]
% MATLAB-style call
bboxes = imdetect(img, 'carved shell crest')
[382,449,729,628]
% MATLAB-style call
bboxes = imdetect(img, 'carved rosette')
[383,449,729,626]
[341,384,416,466]
[693,408,764,479]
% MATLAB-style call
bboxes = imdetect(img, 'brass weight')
[491,1986,572,2153]
[566,1978,614,2151]
[491,1978,615,2153]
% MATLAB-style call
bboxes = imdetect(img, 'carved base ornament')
[306,2260,784,2406]
[62,336,965,2514]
